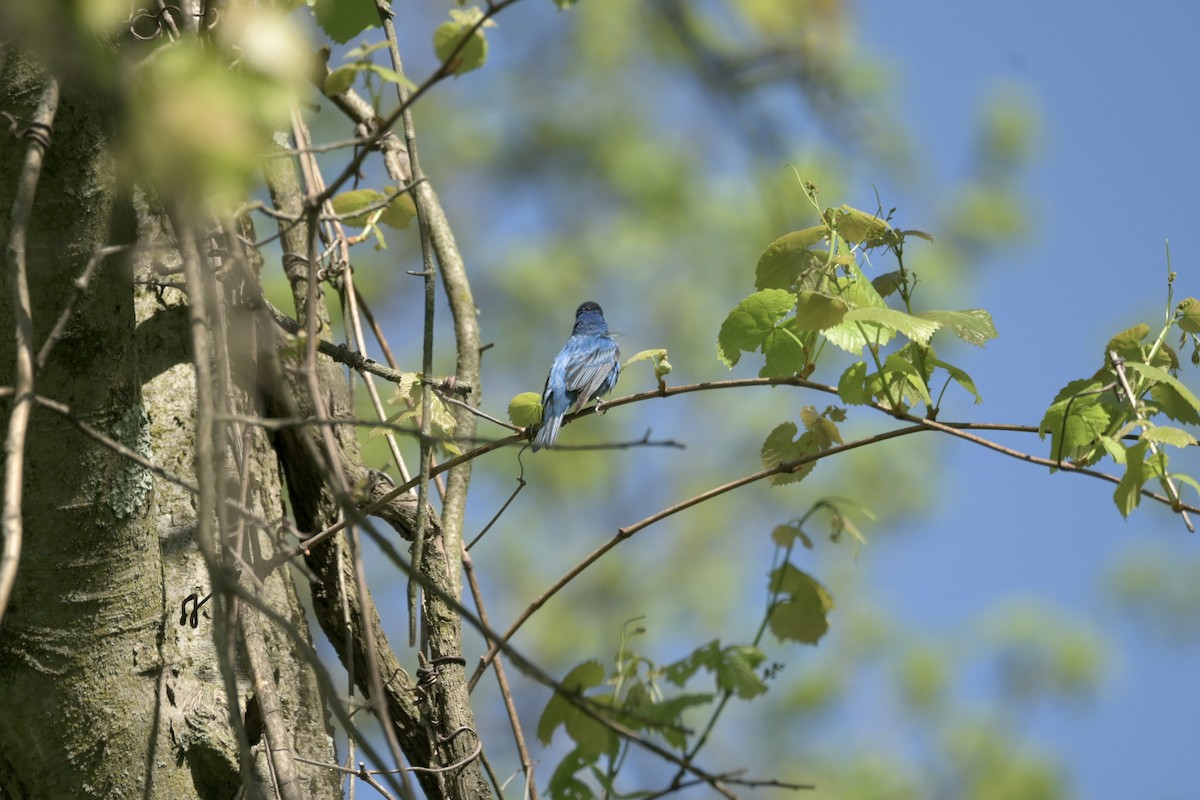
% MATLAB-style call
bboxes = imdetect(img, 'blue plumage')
[532,301,620,451]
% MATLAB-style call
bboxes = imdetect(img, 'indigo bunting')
[532,301,620,451]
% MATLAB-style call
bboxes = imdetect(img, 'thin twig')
[463,550,540,800]
[0,74,57,630]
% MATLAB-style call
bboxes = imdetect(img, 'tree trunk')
[0,50,339,800]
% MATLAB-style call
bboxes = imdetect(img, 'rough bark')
[0,51,339,800]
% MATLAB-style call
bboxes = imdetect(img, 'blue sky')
[854,3,1200,798]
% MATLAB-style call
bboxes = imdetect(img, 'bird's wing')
[564,336,619,411]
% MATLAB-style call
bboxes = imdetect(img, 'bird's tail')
[532,413,563,451]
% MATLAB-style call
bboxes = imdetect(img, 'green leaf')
[843,307,940,346]
[623,348,671,381]
[378,188,416,229]
[1122,362,1200,417]
[548,750,597,800]
[310,0,380,43]
[823,204,897,248]
[871,270,907,298]
[760,326,808,378]
[837,361,869,405]
[508,391,542,428]
[1106,323,1151,360]
[1039,379,1112,465]
[434,19,489,76]
[767,562,835,645]
[716,289,795,368]
[771,523,814,549]
[754,227,826,290]
[1113,442,1148,517]
[883,353,933,407]
[792,290,849,330]
[714,645,768,698]
[760,422,816,486]
[1140,425,1198,448]
[931,358,983,404]
[666,640,769,699]
[916,309,999,347]
[1150,382,1200,425]
[1177,297,1200,334]
[537,661,614,757]
[822,264,894,353]
[331,189,386,226]
[365,64,416,91]
[322,65,357,95]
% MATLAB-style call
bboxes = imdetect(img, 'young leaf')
[754,227,826,290]
[823,204,898,248]
[792,290,850,330]
[1122,362,1200,417]
[1106,323,1151,360]
[1150,382,1200,425]
[1113,442,1148,517]
[1177,297,1200,333]
[760,422,816,486]
[760,326,808,378]
[311,0,380,44]
[843,307,941,346]
[433,12,489,76]
[767,562,835,645]
[323,65,357,95]
[508,391,542,428]
[1039,379,1112,465]
[331,189,387,226]
[931,358,983,404]
[1140,425,1198,448]
[837,361,869,405]
[916,309,999,346]
[537,661,611,755]
[717,289,796,368]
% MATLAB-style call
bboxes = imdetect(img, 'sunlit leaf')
[508,392,542,428]
[754,227,826,290]
[434,16,489,76]
[717,289,795,368]
[916,308,998,346]
[1140,425,1198,448]
[1178,297,1200,334]
[792,290,849,330]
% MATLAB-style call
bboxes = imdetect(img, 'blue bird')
[532,301,620,451]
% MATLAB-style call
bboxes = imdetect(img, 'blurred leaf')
[767,562,835,645]
[323,65,357,95]
[434,12,490,76]
[871,270,907,298]
[664,641,767,699]
[1177,297,1200,334]
[537,661,615,757]
[772,523,814,549]
[310,0,380,43]
[508,391,542,427]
